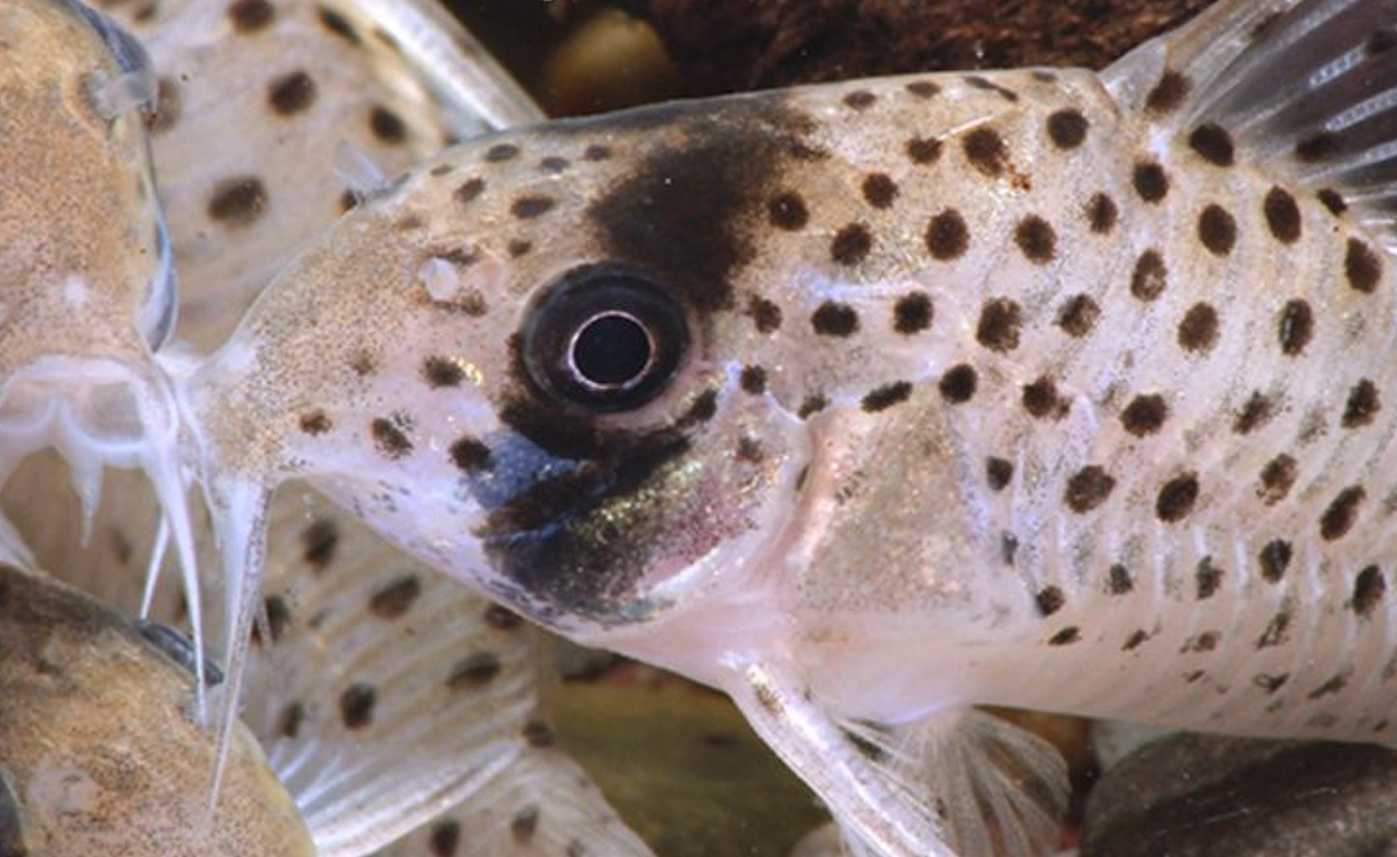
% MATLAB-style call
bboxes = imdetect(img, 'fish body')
[179,0,1397,853]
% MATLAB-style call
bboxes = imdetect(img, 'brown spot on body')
[843,90,876,109]
[508,240,532,257]
[1197,204,1237,256]
[279,702,304,739]
[1308,674,1348,700]
[1320,486,1366,540]
[369,575,421,619]
[812,302,859,336]
[831,223,873,265]
[1022,376,1066,420]
[893,292,932,334]
[1183,631,1220,652]
[1035,586,1065,616]
[1188,123,1235,166]
[1046,109,1088,149]
[1352,566,1386,617]
[768,192,808,230]
[965,75,1018,101]
[422,356,464,388]
[318,6,359,42]
[1233,391,1274,435]
[485,143,520,162]
[1145,70,1190,113]
[1255,673,1288,693]
[1056,294,1100,337]
[1259,539,1292,582]
[369,106,407,144]
[1015,215,1056,263]
[1257,609,1291,648]
[1086,193,1117,234]
[1318,188,1348,215]
[511,196,555,219]
[1346,238,1383,293]
[300,410,331,435]
[746,296,782,332]
[906,80,940,98]
[963,127,1008,177]
[1121,393,1167,436]
[1278,299,1314,355]
[1048,627,1080,646]
[448,652,502,689]
[584,144,612,161]
[1156,473,1199,522]
[798,395,828,419]
[430,820,461,856]
[268,70,316,115]
[906,136,943,164]
[926,209,969,259]
[862,173,898,208]
[512,807,540,843]
[340,683,376,729]
[976,298,1022,353]
[1343,379,1380,428]
[1296,132,1341,162]
[1264,187,1301,243]
[862,381,912,412]
[253,595,291,644]
[301,518,338,569]
[485,604,523,630]
[1133,161,1169,202]
[1065,465,1115,513]
[455,178,485,205]
[450,436,493,473]
[1108,564,1133,594]
[1131,250,1167,300]
[371,418,413,460]
[1195,557,1222,600]
[228,0,273,32]
[740,365,767,394]
[1258,454,1298,505]
[939,364,977,404]
[539,156,569,173]
[1123,629,1150,650]
[208,176,267,226]
[143,77,180,133]
[1177,302,1219,353]
[986,457,1013,491]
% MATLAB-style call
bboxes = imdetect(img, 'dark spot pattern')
[1108,564,1133,595]
[768,192,809,230]
[1278,299,1314,356]
[965,75,1018,101]
[1254,673,1288,693]
[1352,566,1386,618]
[485,143,520,162]
[1121,393,1167,437]
[1183,631,1221,652]
[1056,294,1100,337]
[1259,539,1292,583]
[539,156,569,173]
[318,6,360,42]
[268,70,316,115]
[485,604,523,631]
[1195,557,1222,600]
[1086,193,1118,234]
[1156,473,1199,522]
[862,381,912,413]
[207,176,267,226]
[740,365,767,394]
[1320,486,1366,541]
[1307,673,1348,700]
[1318,188,1348,215]
[1177,303,1219,353]
[454,178,485,205]
[450,437,493,473]
[746,296,783,332]
[1296,132,1341,162]
[340,683,376,729]
[843,90,876,110]
[583,144,612,161]
[862,173,898,208]
[430,820,461,856]
[1133,161,1169,202]
[143,77,180,133]
[1188,123,1235,166]
[830,223,873,265]
[939,364,977,404]
[371,418,412,460]
[1232,391,1274,435]
[906,136,943,164]
[1131,250,1167,301]
[511,196,555,219]
[300,410,331,435]
[986,457,1013,492]
[1343,379,1380,428]
[1015,215,1056,263]
[512,807,540,843]
[1035,586,1065,616]
[508,240,532,258]
[976,298,1023,353]
[279,702,305,739]
[301,518,338,569]
[963,127,1008,177]
[811,302,859,336]
[1022,376,1066,420]
[893,292,932,334]
[1145,70,1190,113]
[1346,238,1383,293]
[1046,109,1088,149]
[447,652,502,689]
[422,356,464,388]
[1048,627,1080,646]
[369,106,407,144]
[228,0,273,32]
[1263,187,1301,243]
[1257,610,1291,648]
[798,395,828,419]
[1064,466,1116,513]
[1123,629,1150,651]
[1197,204,1237,256]
[1258,454,1298,505]
[369,575,421,619]
[906,80,940,98]
[926,209,969,259]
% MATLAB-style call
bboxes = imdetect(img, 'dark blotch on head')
[1064,465,1116,513]
[746,296,783,332]
[1258,454,1297,505]
[369,575,422,619]
[318,6,360,42]
[1259,539,1292,583]
[1156,472,1199,523]
[939,364,977,404]
[511,196,555,219]
[976,298,1023,353]
[1197,204,1237,256]
[371,417,412,460]
[1086,193,1118,234]
[268,70,316,115]
[301,518,338,569]
[739,365,767,394]
[450,436,493,473]
[812,301,859,336]
[1015,215,1056,264]
[1320,486,1366,541]
[1233,391,1274,435]
[1145,70,1190,114]
[447,651,502,689]
[1133,160,1169,203]
[1046,109,1088,149]
[862,173,898,209]
[1195,557,1222,600]
[207,176,267,226]
[1343,379,1380,428]
[422,356,464,388]
[228,0,273,32]
[1352,565,1386,618]
[1346,238,1383,293]
[926,209,969,260]
[893,292,932,334]
[1121,393,1167,437]
[1188,123,1235,166]
[1108,564,1133,595]
[339,683,376,729]
[1056,294,1100,337]
[862,381,912,413]
[963,127,1008,177]
[768,191,808,230]
[1278,299,1314,356]
[1177,302,1219,354]
[369,105,407,144]
[906,136,943,164]
[830,223,873,265]
[1036,585,1065,616]
[1263,186,1301,244]
[299,410,331,435]
[986,457,1013,492]
[1048,627,1080,646]
[1131,249,1167,301]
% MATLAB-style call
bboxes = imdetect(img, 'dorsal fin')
[1105,0,1397,249]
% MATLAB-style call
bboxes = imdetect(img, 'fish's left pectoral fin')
[726,661,957,857]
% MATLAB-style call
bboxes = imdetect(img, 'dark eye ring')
[522,264,688,412]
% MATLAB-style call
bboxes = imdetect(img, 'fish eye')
[523,264,687,412]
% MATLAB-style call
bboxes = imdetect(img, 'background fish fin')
[1105,0,1397,249]
[836,708,1069,857]
[239,488,597,856]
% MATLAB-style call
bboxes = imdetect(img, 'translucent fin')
[835,709,1069,857]
[66,449,104,547]
[333,140,389,203]
[139,513,169,619]
[1103,0,1397,248]
[88,69,158,120]
[0,513,35,569]
[143,443,205,716]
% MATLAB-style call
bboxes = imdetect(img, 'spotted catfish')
[179,0,1397,853]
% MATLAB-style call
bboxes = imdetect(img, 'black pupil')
[572,313,652,387]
